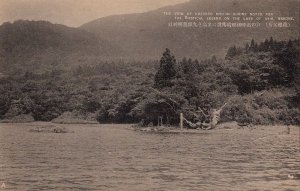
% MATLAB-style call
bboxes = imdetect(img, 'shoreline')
[1,121,298,131]
[0,122,299,137]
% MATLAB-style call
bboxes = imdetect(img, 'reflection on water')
[0,123,299,190]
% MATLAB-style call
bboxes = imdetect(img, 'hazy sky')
[0,0,188,27]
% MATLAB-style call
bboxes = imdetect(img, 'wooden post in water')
[180,113,183,130]
[157,116,163,127]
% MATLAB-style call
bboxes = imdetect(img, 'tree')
[269,37,274,49]
[245,43,250,52]
[273,41,299,84]
[0,93,10,119]
[133,90,187,125]
[226,46,237,59]
[154,48,177,89]
[249,39,259,52]
[181,57,188,74]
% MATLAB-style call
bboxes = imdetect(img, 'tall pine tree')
[154,48,177,89]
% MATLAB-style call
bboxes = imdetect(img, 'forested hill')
[0,1,299,125]
[0,38,299,126]
[0,0,299,75]
[0,20,123,74]
[80,0,299,60]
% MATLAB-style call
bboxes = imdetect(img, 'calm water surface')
[0,123,299,191]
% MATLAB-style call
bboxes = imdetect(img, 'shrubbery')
[0,38,299,126]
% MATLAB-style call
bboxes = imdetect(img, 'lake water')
[0,123,299,191]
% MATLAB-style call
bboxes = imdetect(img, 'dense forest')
[0,37,299,126]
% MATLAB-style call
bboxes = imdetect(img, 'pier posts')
[180,113,183,130]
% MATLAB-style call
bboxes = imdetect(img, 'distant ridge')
[0,20,123,73]
[81,0,299,60]
[0,0,299,74]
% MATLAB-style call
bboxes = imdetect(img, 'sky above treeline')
[0,0,188,27]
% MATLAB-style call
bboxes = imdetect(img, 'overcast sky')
[0,0,188,27]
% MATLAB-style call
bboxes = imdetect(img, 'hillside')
[81,0,299,60]
[0,0,298,74]
[0,20,123,74]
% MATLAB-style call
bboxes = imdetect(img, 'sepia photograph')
[0,0,299,190]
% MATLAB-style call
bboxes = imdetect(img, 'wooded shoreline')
[1,38,299,127]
